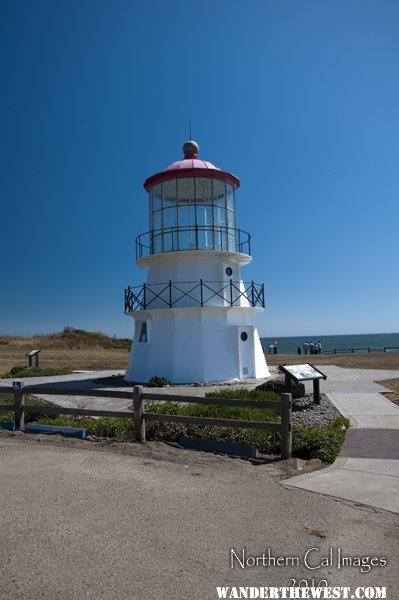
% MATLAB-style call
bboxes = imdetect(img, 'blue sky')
[1,0,398,338]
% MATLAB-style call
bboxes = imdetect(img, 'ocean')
[260,332,399,355]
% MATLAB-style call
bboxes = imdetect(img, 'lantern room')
[136,140,251,258]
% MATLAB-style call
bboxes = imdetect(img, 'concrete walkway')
[284,366,399,514]
[0,370,131,411]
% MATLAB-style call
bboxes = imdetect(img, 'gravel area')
[292,393,342,428]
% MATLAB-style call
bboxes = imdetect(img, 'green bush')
[147,375,171,387]
[1,366,73,379]
[292,417,350,463]
[27,415,134,441]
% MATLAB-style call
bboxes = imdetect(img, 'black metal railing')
[124,279,265,312]
[323,347,399,355]
[135,226,251,259]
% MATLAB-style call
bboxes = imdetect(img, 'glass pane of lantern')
[163,230,173,253]
[152,230,162,254]
[212,179,226,207]
[195,204,213,227]
[152,184,162,211]
[163,206,177,229]
[195,178,212,204]
[178,204,195,227]
[227,229,236,252]
[178,178,195,204]
[152,209,162,232]
[197,227,214,250]
[213,205,226,227]
[163,179,177,206]
[227,208,235,229]
[227,183,235,210]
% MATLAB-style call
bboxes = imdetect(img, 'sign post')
[13,381,25,429]
[279,364,327,405]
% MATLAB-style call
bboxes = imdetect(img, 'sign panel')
[283,364,325,381]
[25,349,41,357]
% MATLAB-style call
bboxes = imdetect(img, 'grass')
[267,352,399,370]
[377,378,399,406]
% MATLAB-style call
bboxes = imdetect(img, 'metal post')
[251,281,254,307]
[169,280,172,308]
[280,393,292,460]
[13,382,25,430]
[313,378,320,405]
[133,386,145,443]
[200,279,203,307]
[229,279,233,306]
[143,283,147,310]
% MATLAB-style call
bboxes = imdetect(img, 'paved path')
[1,370,269,411]
[284,366,399,514]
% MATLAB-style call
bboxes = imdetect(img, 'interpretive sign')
[279,364,327,405]
[25,349,41,367]
[282,364,325,381]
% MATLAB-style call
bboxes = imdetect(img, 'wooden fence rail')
[0,384,292,459]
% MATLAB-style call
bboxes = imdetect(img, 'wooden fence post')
[13,382,25,430]
[133,385,145,443]
[280,393,292,460]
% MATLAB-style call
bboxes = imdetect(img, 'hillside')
[0,329,131,373]
[0,328,131,350]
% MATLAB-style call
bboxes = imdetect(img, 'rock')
[256,379,305,399]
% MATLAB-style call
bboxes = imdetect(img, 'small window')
[240,332,248,342]
[225,267,233,276]
[138,322,148,343]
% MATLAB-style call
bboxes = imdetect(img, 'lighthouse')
[124,139,269,383]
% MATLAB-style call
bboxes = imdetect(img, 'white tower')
[125,140,269,383]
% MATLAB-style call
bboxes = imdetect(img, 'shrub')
[147,376,171,387]
[1,366,72,379]
[292,417,350,463]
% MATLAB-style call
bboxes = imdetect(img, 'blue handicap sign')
[12,381,22,391]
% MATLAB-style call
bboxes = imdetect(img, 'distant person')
[297,346,302,355]
[309,341,314,354]
[303,341,309,355]
[317,340,322,354]
[273,339,278,355]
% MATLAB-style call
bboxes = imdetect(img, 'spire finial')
[183,138,199,158]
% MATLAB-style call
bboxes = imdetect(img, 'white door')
[238,326,254,378]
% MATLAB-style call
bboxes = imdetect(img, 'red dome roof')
[143,140,240,191]
[164,158,220,171]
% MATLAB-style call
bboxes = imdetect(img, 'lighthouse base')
[125,307,269,384]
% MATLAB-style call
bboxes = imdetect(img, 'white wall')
[125,306,269,383]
